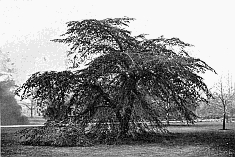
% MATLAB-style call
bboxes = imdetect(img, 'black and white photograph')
[1,0,235,156]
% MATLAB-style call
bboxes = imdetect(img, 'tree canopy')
[16,17,216,138]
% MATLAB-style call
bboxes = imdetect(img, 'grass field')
[1,122,235,157]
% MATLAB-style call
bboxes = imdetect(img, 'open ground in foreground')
[1,122,235,157]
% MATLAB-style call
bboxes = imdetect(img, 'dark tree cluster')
[16,17,216,140]
[1,50,29,125]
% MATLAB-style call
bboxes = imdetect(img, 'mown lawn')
[1,122,235,157]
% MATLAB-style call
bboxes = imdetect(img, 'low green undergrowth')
[15,121,168,147]
[15,122,92,147]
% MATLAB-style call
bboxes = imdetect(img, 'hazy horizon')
[1,0,234,90]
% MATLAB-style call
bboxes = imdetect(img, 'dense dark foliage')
[16,122,91,147]
[16,71,78,121]
[1,50,29,125]
[16,17,216,142]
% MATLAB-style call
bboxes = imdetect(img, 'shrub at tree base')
[16,121,170,146]
[15,125,92,147]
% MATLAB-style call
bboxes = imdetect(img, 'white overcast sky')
[0,0,235,89]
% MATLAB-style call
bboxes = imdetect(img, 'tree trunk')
[119,107,132,138]
[118,75,136,139]
[30,105,33,118]
[165,98,170,126]
[118,92,135,138]
[166,112,170,126]
[222,112,226,130]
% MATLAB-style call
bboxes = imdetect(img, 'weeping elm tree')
[16,17,216,138]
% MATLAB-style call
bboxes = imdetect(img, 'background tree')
[0,50,15,74]
[196,75,235,124]
[18,97,38,118]
[17,17,216,139]
[1,50,28,125]
[212,75,235,130]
